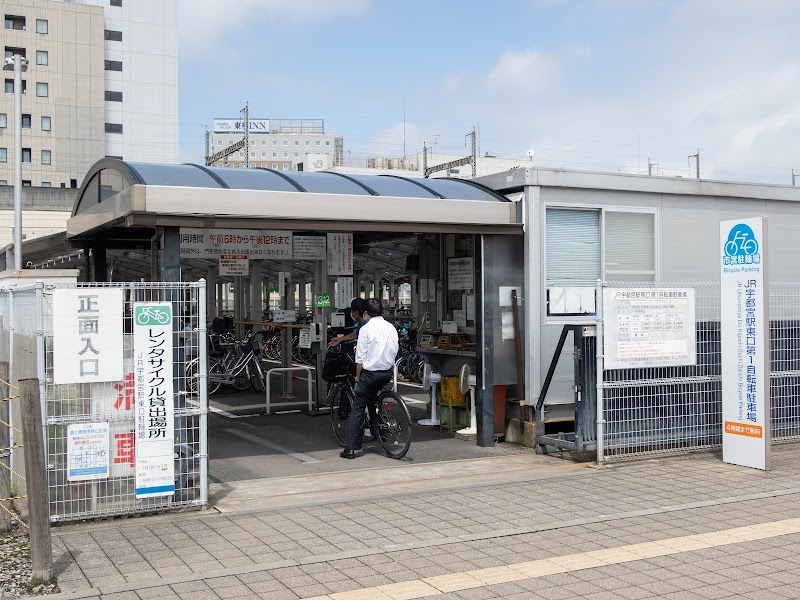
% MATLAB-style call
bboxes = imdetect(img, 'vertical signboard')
[721,217,770,470]
[335,277,354,309]
[327,233,353,275]
[53,289,123,384]
[133,302,175,498]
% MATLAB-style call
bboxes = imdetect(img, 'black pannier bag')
[322,351,354,382]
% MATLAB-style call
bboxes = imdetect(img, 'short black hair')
[366,298,384,317]
[350,297,367,316]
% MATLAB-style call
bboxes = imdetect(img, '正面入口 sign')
[133,302,175,498]
[603,288,697,369]
[721,217,770,470]
[179,228,292,260]
[53,289,124,384]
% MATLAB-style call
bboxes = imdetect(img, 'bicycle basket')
[322,351,354,382]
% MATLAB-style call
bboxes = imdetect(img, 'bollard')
[19,378,52,584]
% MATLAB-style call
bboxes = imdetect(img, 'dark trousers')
[346,369,392,451]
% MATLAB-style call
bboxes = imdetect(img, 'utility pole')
[423,129,476,179]
[688,148,700,179]
[205,102,249,167]
[793,169,798,186]
[648,158,658,176]
[3,54,28,271]
[242,102,249,169]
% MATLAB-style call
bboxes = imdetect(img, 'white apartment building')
[0,0,177,189]
[209,118,343,172]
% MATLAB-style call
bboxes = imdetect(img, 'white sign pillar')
[721,217,770,470]
[251,260,264,323]
[206,266,218,320]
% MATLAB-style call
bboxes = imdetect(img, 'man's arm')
[329,331,356,347]
[355,363,363,383]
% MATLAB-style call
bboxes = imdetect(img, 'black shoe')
[340,449,356,459]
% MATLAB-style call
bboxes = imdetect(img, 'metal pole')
[197,279,208,505]
[595,279,605,464]
[13,56,23,271]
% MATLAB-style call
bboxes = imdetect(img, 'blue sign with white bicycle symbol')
[723,223,761,266]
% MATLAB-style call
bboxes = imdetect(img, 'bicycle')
[186,331,265,395]
[323,345,412,459]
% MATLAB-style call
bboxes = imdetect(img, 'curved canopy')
[72,159,509,217]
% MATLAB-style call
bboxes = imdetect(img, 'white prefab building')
[476,167,800,431]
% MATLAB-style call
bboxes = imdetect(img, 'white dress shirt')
[355,316,399,371]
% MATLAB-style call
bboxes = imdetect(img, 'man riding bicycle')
[340,298,399,459]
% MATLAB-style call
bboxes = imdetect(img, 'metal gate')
[597,281,800,462]
[0,280,208,522]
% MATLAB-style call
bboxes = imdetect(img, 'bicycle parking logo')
[134,304,172,326]
[723,223,760,266]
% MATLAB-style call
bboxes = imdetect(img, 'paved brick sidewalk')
[46,443,800,599]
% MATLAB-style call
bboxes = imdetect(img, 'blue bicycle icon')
[724,224,759,257]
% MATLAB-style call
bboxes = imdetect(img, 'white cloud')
[178,0,370,62]
[486,50,558,95]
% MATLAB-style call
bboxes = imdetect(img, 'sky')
[176,0,800,185]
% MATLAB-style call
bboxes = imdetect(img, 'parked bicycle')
[186,331,265,395]
[323,345,412,459]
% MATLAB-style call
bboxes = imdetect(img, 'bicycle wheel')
[375,390,411,459]
[186,357,223,396]
[231,365,252,391]
[330,383,353,448]
[249,360,265,393]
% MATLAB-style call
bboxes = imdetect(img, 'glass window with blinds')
[604,211,655,281]
[546,208,601,287]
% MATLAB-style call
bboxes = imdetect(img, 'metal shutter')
[546,208,600,287]
[605,211,655,281]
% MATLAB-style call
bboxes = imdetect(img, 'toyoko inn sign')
[213,119,270,133]
[720,217,770,471]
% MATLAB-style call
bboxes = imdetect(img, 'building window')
[325,140,331,146]
[217,140,222,146]
[282,164,289,171]
[36,50,48,66]
[250,140,255,146]
[283,140,288,146]
[105,123,122,133]
[0,113,5,128]
[41,181,50,187]
[104,90,122,102]
[35,82,47,97]
[272,152,277,158]
[41,115,51,131]
[294,152,299,158]
[22,180,31,187]
[5,79,26,94]
[0,180,6,186]
[41,150,51,165]
[272,140,277,146]
[228,141,233,146]
[282,152,288,158]
[22,148,31,163]
[545,207,656,316]
[272,163,278,169]
[0,148,6,163]
[315,140,321,146]
[21,114,30,128]
[260,152,266,158]
[261,140,267,146]
[35,19,48,34]
[260,163,266,168]
[294,140,299,146]
[4,15,25,31]
[304,140,309,146]
[4,47,26,60]
[104,29,122,41]
[250,151,255,158]
[104,60,122,71]
[110,0,122,6]
[70,179,77,188]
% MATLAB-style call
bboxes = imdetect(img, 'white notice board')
[293,235,326,260]
[603,288,696,369]
[327,233,353,275]
[448,258,474,290]
[721,217,770,470]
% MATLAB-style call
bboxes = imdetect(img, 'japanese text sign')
[67,422,110,481]
[721,217,770,470]
[179,228,292,260]
[327,233,353,275]
[133,302,175,497]
[53,289,123,384]
[603,288,697,369]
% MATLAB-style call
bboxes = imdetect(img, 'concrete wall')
[0,185,74,245]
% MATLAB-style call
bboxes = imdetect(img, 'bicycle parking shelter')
[56,159,525,449]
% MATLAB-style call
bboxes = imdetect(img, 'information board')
[721,217,770,470]
[180,228,292,259]
[327,233,353,275]
[218,254,248,276]
[293,235,326,260]
[603,288,697,369]
[67,422,110,481]
[448,257,474,290]
[335,277,354,309]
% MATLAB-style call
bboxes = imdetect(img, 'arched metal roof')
[72,159,509,217]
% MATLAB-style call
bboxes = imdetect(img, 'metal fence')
[0,281,208,522]
[598,281,800,462]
